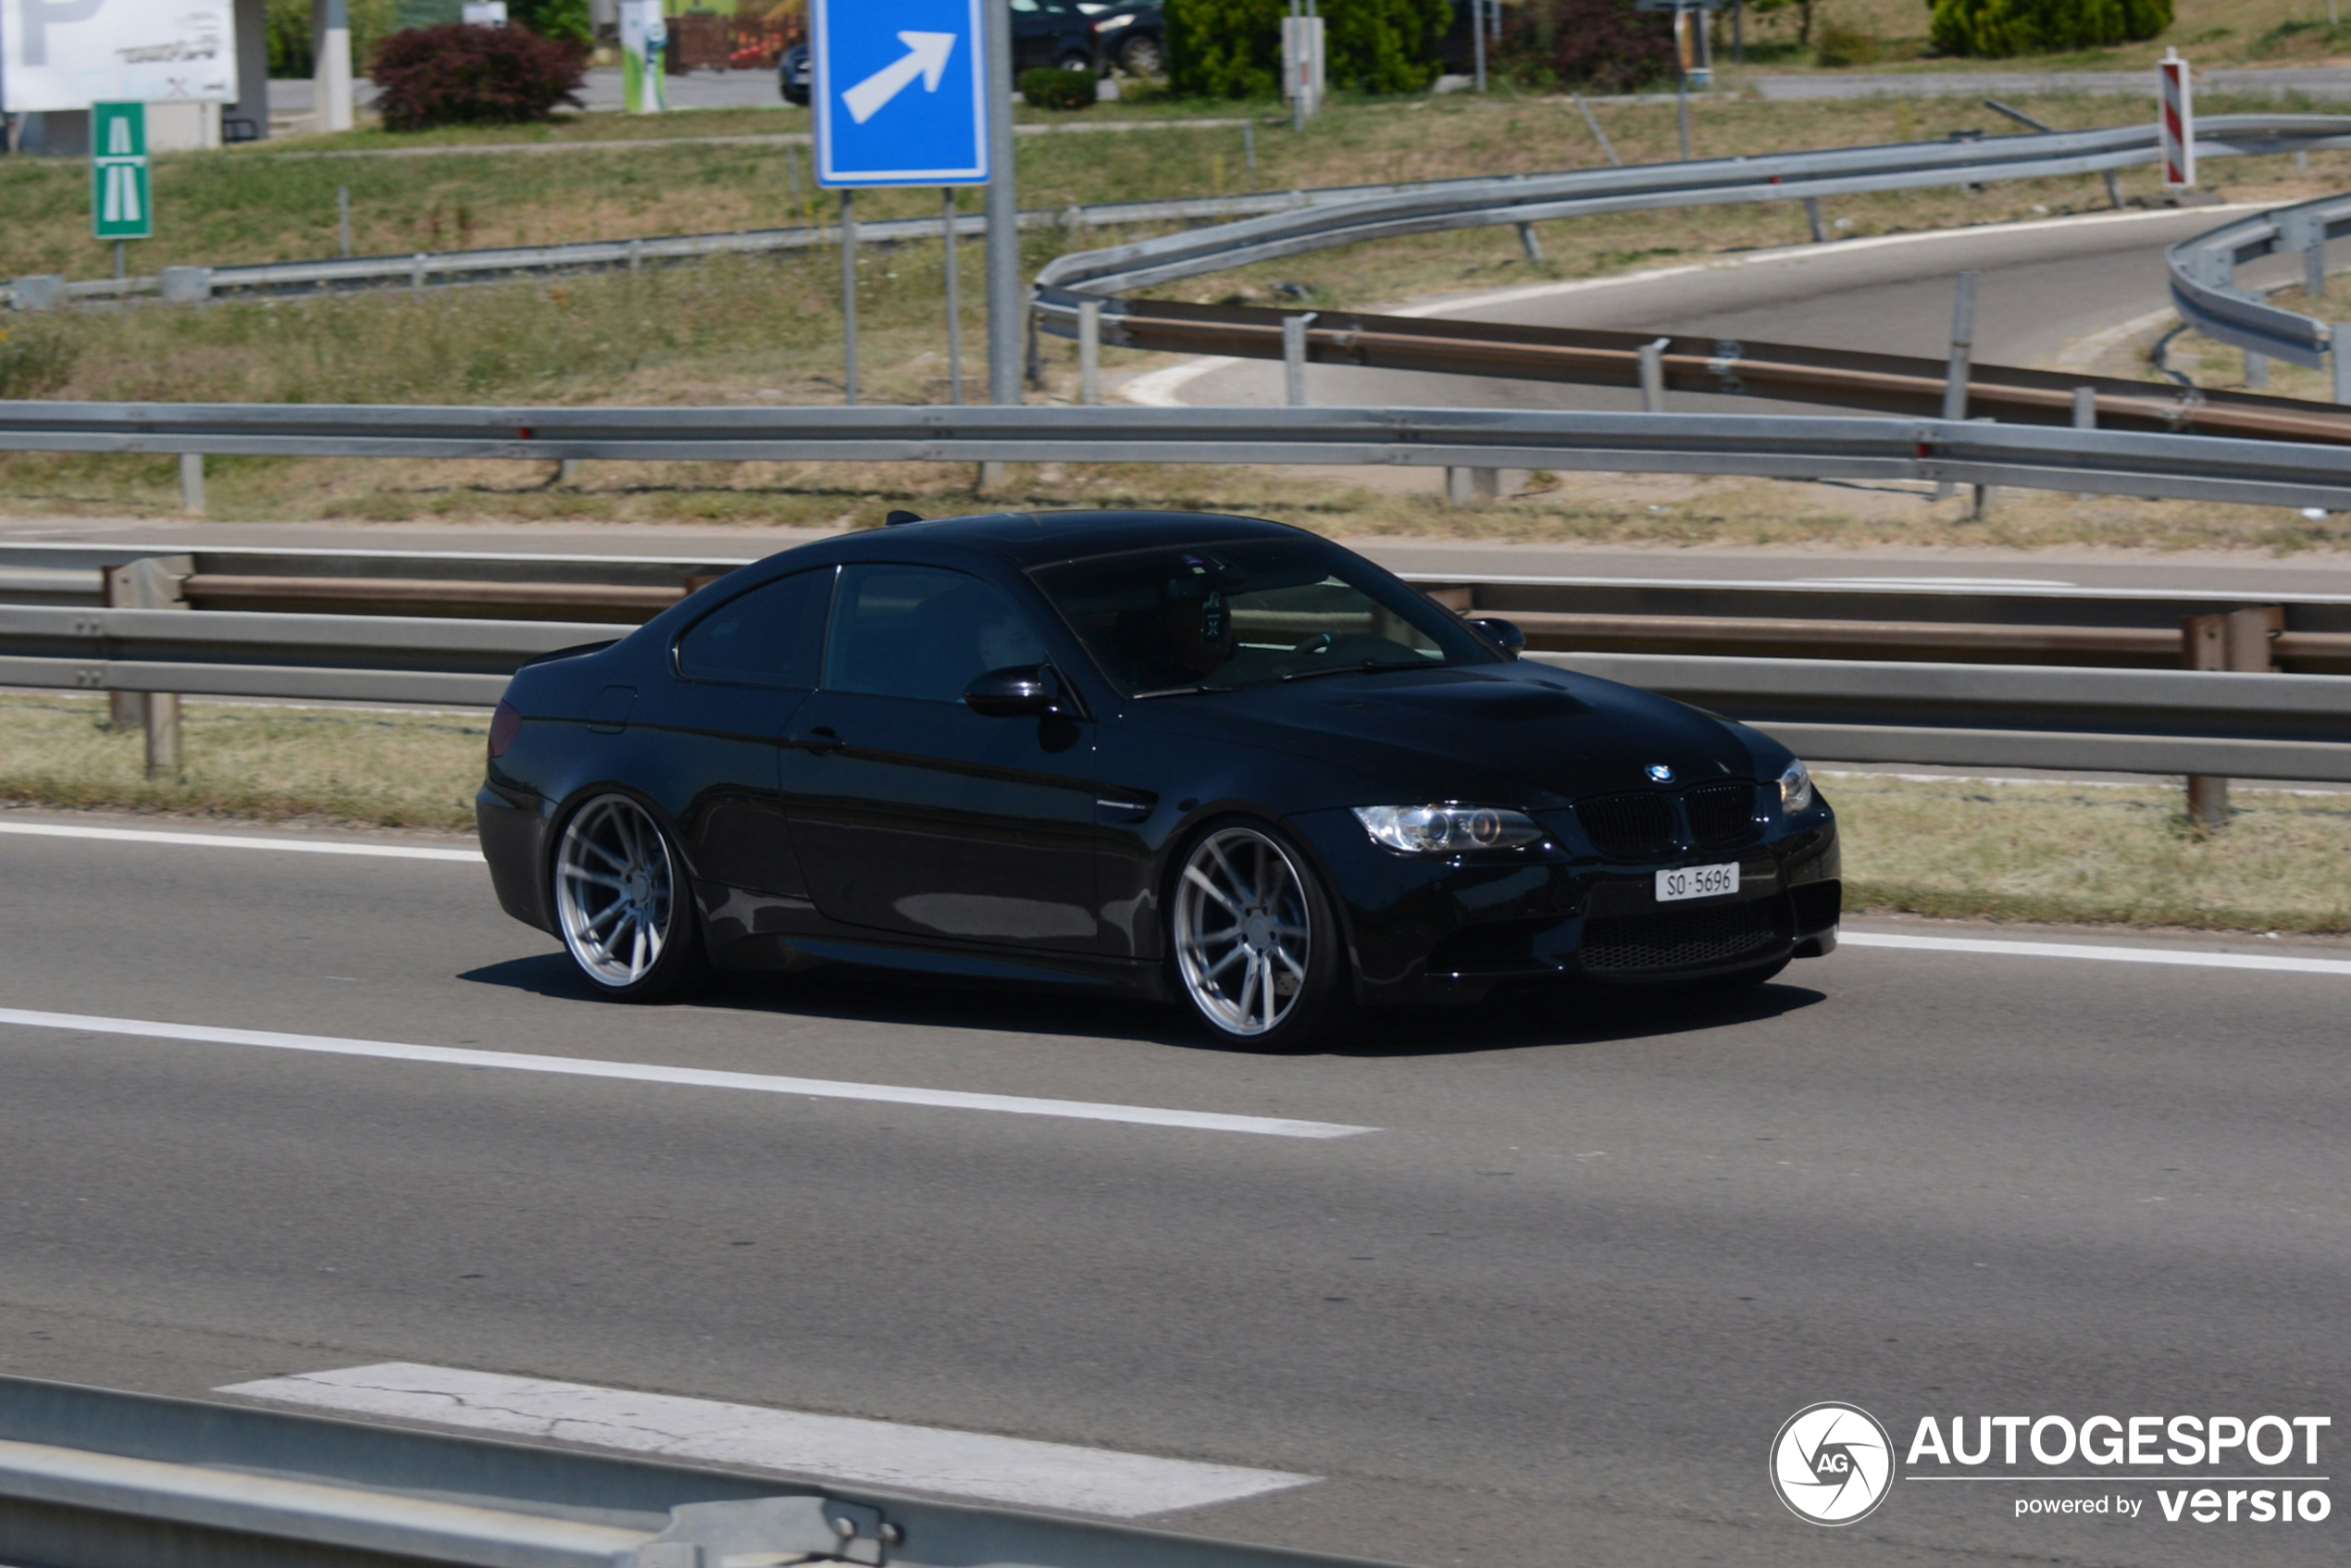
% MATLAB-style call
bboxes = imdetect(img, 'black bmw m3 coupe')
[479,511,1840,1051]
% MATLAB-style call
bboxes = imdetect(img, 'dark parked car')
[778,43,810,106]
[1010,0,1101,73]
[1079,0,1165,76]
[479,512,1840,1051]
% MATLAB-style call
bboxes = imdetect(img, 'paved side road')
[0,819,2343,1566]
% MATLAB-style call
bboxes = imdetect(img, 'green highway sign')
[92,103,154,243]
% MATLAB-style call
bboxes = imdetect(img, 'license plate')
[1656,862,1739,902]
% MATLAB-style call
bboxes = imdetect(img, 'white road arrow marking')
[840,30,957,125]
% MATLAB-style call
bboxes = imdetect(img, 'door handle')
[793,726,844,755]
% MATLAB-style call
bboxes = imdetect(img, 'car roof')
[830,510,1314,570]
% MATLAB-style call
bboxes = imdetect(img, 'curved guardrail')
[2168,188,2351,371]
[1038,115,2351,299]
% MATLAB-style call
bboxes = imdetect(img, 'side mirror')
[964,665,1063,717]
[1468,616,1525,660]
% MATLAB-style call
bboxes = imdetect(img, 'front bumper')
[1288,803,1841,1007]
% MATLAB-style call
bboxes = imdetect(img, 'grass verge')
[6,693,2345,935]
[1832,772,2351,934]
[0,694,485,830]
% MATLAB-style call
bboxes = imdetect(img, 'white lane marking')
[1841,931,2351,977]
[0,1007,1375,1139]
[220,1364,1317,1518]
[0,821,481,862]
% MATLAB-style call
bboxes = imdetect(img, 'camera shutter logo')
[1771,1402,1896,1525]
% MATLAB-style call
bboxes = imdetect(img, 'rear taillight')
[488,698,523,758]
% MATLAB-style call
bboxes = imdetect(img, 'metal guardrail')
[3,588,2347,781]
[1534,652,2351,782]
[1036,115,2351,298]
[0,604,607,706]
[2168,187,2351,377]
[11,115,2349,313]
[1039,295,2351,444]
[7,403,2351,510]
[16,543,2351,672]
[0,1374,1386,1568]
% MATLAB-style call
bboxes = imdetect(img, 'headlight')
[1094,11,1134,28]
[1778,759,1814,815]
[1353,804,1545,854]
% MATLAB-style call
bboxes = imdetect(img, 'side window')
[676,567,832,689]
[826,565,1050,703]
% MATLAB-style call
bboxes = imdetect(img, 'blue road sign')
[812,0,991,188]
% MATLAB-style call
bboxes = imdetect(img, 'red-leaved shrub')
[1499,0,1676,94]
[371,25,588,132]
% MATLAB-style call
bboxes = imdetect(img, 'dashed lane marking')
[0,1007,1375,1139]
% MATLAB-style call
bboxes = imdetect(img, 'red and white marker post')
[2159,47,2196,191]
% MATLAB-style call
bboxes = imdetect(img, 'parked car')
[777,43,810,106]
[1084,1,1166,76]
[479,511,1841,1052]
[1010,0,1100,73]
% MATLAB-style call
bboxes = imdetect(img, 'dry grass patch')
[0,694,485,830]
[1834,772,2351,933]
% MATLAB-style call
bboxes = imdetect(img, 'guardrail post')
[11,274,67,312]
[1517,222,1545,264]
[1638,337,1669,412]
[410,254,426,292]
[1573,95,1622,168]
[1078,298,1102,405]
[103,556,193,774]
[2181,604,2284,828]
[178,454,205,515]
[1938,271,1978,502]
[1282,313,1314,406]
[2335,339,2351,407]
[2245,349,2270,390]
[840,191,859,407]
[1804,197,1826,244]
[2071,386,2097,429]
[2103,169,2124,210]
[145,692,182,777]
[1446,466,1499,504]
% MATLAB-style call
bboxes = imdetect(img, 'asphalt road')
[1,816,2344,1566]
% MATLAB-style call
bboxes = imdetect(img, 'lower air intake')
[1580,899,1785,976]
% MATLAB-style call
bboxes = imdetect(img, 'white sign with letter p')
[0,0,238,113]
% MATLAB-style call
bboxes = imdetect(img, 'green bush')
[1019,67,1099,109]
[1928,0,2171,57]
[266,0,401,76]
[1813,19,1881,64]
[1167,0,1449,99]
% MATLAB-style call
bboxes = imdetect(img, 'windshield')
[1032,537,1497,695]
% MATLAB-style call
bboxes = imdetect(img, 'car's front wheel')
[1169,821,1342,1052]
[552,793,707,1002]
[1118,34,1165,76]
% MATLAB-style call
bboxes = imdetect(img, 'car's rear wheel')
[1170,822,1342,1052]
[1056,48,1094,74]
[553,793,707,1002]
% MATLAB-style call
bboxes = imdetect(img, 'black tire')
[1056,49,1095,74]
[550,792,710,1003]
[1118,34,1166,76]
[1165,819,1346,1053]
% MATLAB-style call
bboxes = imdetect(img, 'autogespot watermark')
[1772,1405,2335,1528]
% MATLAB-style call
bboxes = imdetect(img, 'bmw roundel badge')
[1646,764,1675,784]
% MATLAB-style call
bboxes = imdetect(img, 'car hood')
[1135,662,1772,806]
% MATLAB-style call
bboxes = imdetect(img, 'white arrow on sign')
[840,31,958,125]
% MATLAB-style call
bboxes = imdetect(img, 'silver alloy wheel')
[1174,826,1312,1037]
[554,795,676,989]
